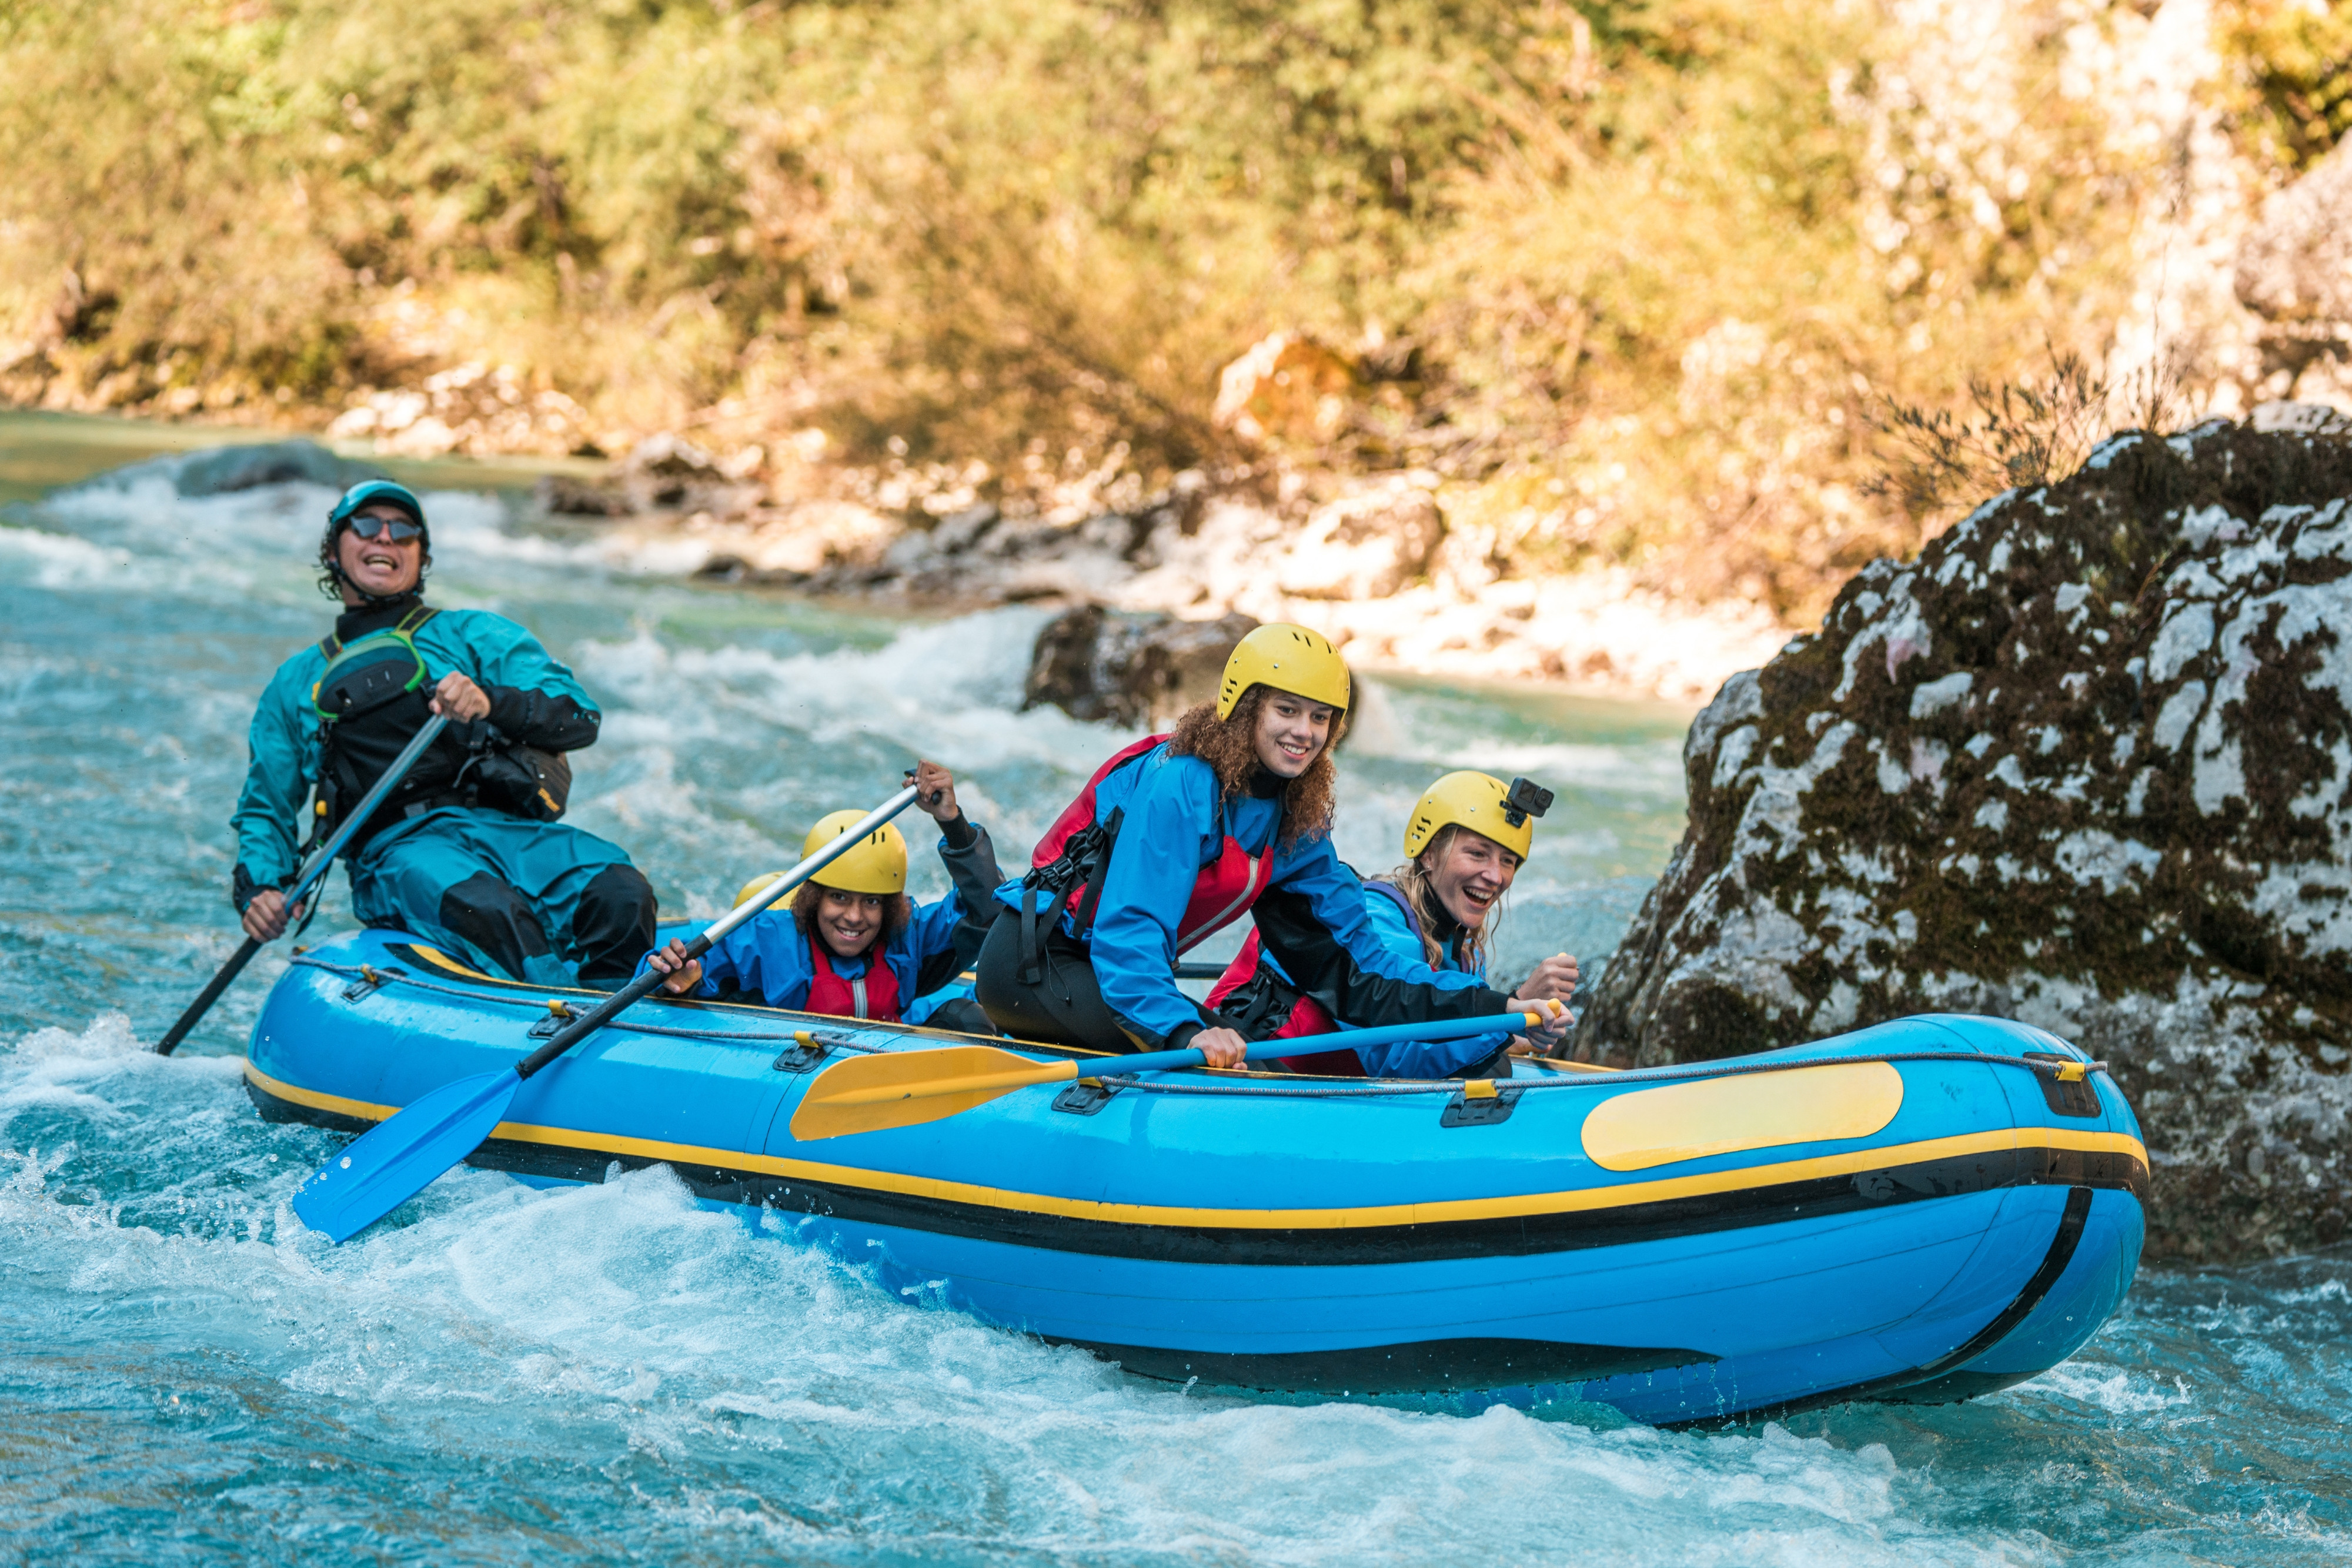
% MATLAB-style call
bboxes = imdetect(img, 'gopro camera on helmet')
[1502,776,1553,828]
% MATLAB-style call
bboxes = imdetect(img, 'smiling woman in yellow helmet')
[639,760,1003,1025]
[1208,770,1581,1077]
[974,623,1570,1066]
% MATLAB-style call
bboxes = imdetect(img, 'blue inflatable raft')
[243,928,2147,1425]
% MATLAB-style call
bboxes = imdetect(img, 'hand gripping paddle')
[156,714,453,1057]
[787,1004,1563,1141]
[292,781,924,1242]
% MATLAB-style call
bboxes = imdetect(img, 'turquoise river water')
[1,412,2347,1564]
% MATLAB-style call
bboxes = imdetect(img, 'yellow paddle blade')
[789,1045,1080,1142]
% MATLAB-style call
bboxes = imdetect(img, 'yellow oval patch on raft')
[1579,1061,1907,1172]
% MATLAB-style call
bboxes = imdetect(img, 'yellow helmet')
[1215,623,1352,720]
[1401,771,1548,861]
[800,810,908,895]
[733,871,789,910]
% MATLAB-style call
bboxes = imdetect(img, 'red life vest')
[1029,734,1276,954]
[1206,930,1356,1075]
[1205,881,1434,1076]
[804,938,902,1022]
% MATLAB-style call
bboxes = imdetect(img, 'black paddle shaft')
[153,938,264,1057]
[513,928,720,1080]
[152,714,453,1056]
[508,781,921,1082]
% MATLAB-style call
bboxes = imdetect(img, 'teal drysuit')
[232,598,655,988]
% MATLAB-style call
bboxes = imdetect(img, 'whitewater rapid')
[2,427,2346,1564]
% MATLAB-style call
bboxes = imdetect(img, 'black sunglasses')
[347,513,423,543]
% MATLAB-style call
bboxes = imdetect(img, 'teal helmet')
[319,480,430,600]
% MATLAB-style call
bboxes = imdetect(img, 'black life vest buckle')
[1017,808,1124,984]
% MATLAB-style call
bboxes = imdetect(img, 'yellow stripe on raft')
[243,1059,2146,1233]
[1582,1060,1906,1172]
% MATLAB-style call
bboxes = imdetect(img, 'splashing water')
[2,414,2347,1563]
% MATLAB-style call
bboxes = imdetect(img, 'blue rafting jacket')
[994,744,1508,1051]
[634,893,965,1018]
[233,604,600,897]
[1261,880,1501,1078]
[643,820,1004,1021]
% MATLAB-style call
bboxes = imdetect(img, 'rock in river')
[1576,420,2352,1262]
[1023,607,1258,728]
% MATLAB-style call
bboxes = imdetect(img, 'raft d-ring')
[527,999,581,1039]
[771,1030,830,1074]
[339,965,392,1003]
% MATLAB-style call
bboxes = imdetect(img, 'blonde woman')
[1207,770,1579,1077]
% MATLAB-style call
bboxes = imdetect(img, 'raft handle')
[2022,1052,2102,1118]
[1052,1079,1119,1116]
[1440,1083,1525,1128]
[773,1029,832,1074]
[527,1000,582,1038]
[339,965,399,1004]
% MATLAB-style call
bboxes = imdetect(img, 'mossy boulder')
[1576,420,2352,1263]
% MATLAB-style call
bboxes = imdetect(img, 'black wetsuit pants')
[972,910,1512,1075]
[973,917,1219,1051]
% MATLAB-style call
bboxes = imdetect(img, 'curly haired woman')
[974,624,1569,1065]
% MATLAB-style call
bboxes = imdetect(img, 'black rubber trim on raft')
[1057,1335,1719,1396]
[1671,1185,2097,1428]
[246,1078,2144,1269]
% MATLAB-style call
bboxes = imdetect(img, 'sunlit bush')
[0,0,2329,619]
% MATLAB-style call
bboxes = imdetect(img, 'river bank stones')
[1576,420,2352,1262]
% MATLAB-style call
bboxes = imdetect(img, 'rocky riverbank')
[564,440,1788,705]
[1573,416,2352,1263]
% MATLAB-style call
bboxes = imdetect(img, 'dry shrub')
[0,0,2327,618]
[1867,349,2197,519]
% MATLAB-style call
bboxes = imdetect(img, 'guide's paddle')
[292,781,924,1243]
[787,1003,1563,1142]
[155,714,453,1057]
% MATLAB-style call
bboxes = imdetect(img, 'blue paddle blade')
[292,1067,522,1244]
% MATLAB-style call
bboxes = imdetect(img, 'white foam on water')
[0,522,138,589]
[0,1014,2085,1566]
[1466,740,1687,795]
[574,608,1127,777]
[2019,1361,2196,1416]
[29,472,644,611]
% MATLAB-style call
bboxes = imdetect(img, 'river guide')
[232,480,657,989]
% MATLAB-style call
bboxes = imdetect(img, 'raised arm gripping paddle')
[787,1004,1562,1142]
[156,714,453,1057]
[291,781,925,1243]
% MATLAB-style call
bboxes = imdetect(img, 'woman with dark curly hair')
[975,624,1571,1065]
